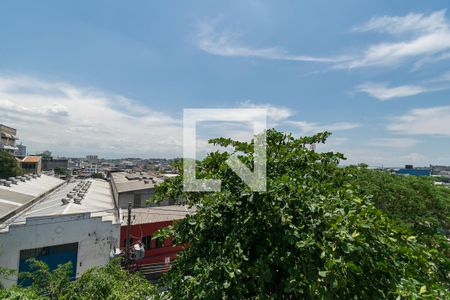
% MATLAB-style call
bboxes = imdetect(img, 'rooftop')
[0,175,64,221]
[20,156,42,163]
[127,205,196,225]
[111,172,164,193]
[0,179,119,232]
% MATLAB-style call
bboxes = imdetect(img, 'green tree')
[0,286,45,300]
[91,173,105,179]
[153,130,448,299]
[0,151,23,179]
[66,260,157,300]
[348,165,450,288]
[2,259,158,300]
[19,258,72,299]
[54,167,66,176]
[0,267,15,289]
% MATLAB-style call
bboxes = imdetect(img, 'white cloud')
[368,138,420,148]
[0,75,182,157]
[355,83,426,100]
[352,10,448,35]
[387,106,450,136]
[238,101,294,122]
[0,75,303,158]
[288,120,360,134]
[196,21,346,63]
[195,11,450,71]
[341,10,450,69]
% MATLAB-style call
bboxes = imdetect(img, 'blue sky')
[0,1,449,166]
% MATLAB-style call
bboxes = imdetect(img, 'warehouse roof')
[111,172,164,193]
[127,205,196,224]
[0,179,119,232]
[0,175,64,221]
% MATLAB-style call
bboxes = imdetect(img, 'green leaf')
[318,271,328,278]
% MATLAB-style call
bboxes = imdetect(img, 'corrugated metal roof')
[111,172,163,193]
[0,179,119,232]
[126,206,196,224]
[0,175,64,221]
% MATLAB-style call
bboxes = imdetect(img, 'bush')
[0,151,23,179]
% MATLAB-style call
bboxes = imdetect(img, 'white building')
[0,176,120,287]
[84,164,98,176]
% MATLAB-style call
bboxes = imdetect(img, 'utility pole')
[125,202,132,268]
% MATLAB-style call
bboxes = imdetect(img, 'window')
[133,193,141,207]
[155,237,165,248]
[142,235,152,250]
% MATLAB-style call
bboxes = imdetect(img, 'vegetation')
[0,259,157,300]
[91,173,105,179]
[348,165,450,290]
[1,130,449,299]
[153,130,449,299]
[54,167,66,176]
[0,151,23,179]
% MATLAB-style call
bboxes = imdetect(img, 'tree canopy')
[154,129,448,299]
[0,151,23,179]
[0,259,157,300]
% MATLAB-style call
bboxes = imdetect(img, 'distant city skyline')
[0,1,449,166]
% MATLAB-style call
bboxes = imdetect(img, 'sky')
[0,1,449,167]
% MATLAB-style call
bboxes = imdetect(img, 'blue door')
[18,242,78,286]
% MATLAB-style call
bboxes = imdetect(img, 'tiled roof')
[21,156,42,163]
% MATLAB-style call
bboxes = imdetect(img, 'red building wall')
[119,220,184,266]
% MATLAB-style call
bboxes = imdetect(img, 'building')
[17,156,43,174]
[15,144,27,158]
[119,205,195,280]
[0,177,121,287]
[84,164,98,176]
[42,157,69,173]
[110,172,168,208]
[0,124,18,154]
[86,155,99,164]
[396,165,432,176]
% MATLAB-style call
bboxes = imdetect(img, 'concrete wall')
[0,213,120,287]
[42,159,68,171]
[117,190,153,208]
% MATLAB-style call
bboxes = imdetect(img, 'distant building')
[86,155,99,164]
[42,157,69,173]
[396,165,431,176]
[15,144,27,158]
[84,164,98,176]
[110,172,170,208]
[17,156,42,174]
[0,124,18,154]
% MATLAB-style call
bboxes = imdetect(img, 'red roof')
[21,156,42,163]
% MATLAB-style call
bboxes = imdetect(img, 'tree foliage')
[1,259,157,300]
[348,165,450,290]
[153,129,448,299]
[66,260,157,300]
[0,151,23,179]
[348,165,449,236]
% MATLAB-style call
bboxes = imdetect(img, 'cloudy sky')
[0,1,449,166]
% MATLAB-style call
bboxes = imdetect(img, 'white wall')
[0,213,120,287]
